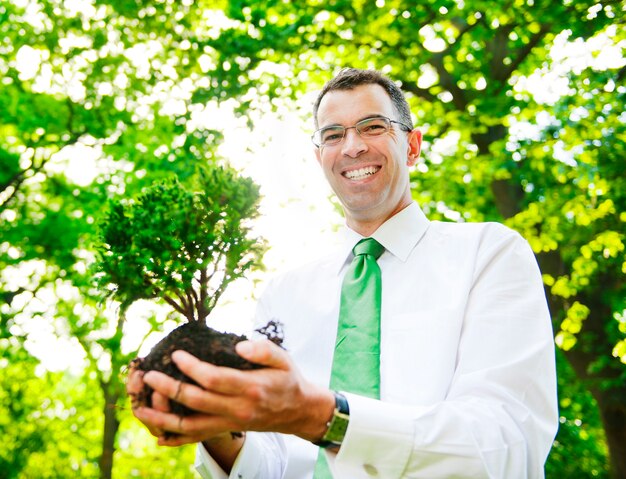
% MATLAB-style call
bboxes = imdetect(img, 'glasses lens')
[357,117,390,137]
[319,126,345,146]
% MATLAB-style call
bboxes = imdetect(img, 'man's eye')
[360,123,387,134]
[323,130,344,142]
[363,124,385,131]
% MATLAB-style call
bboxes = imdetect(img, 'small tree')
[96,163,271,415]
[98,164,265,320]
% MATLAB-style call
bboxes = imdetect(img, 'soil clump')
[131,320,283,416]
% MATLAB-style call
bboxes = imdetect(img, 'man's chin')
[340,200,387,223]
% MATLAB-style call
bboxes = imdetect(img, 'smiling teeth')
[344,166,380,180]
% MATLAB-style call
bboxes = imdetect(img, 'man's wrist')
[202,433,246,473]
[313,391,350,449]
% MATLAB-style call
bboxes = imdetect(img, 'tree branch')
[489,24,516,82]
[400,82,438,103]
[164,294,188,316]
[1,106,86,210]
[187,287,200,321]
[205,246,226,288]
[209,282,226,314]
[198,266,209,321]
[616,64,626,83]
[443,14,484,57]
[496,24,551,90]
[429,52,468,110]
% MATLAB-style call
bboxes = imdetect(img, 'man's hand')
[126,360,175,439]
[126,355,245,472]
[128,339,335,448]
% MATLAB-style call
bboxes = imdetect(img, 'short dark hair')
[313,68,413,129]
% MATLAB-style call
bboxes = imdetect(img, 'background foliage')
[1,0,624,477]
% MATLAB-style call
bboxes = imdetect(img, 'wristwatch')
[313,392,350,448]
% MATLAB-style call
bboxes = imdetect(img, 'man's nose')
[341,127,368,158]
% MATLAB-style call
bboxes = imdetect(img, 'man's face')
[314,84,422,229]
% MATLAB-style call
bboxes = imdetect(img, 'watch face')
[315,393,350,448]
[324,412,349,443]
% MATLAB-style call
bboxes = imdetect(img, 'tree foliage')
[97,165,265,322]
[1,0,624,477]
[0,347,50,478]
[546,351,610,478]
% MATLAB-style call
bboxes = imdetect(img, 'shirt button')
[363,463,379,476]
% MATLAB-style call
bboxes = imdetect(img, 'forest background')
[1,0,624,478]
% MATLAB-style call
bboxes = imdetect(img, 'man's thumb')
[236,339,289,369]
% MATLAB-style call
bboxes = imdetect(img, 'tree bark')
[536,251,625,477]
[595,395,626,479]
[99,386,121,479]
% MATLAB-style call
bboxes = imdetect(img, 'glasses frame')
[312,116,413,148]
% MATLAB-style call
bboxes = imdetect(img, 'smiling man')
[128,68,558,479]
[312,81,421,236]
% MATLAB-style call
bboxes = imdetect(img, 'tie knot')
[353,238,385,259]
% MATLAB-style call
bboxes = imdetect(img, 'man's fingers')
[126,368,144,394]
[158,431,243,448]
[170,350,250,395]
[235,339,291,370]
[152,390,170,413]
[134,407,240,438]
[126,368,145,409]
[143,370,190,401]
[142,370,231,414]
[157,433,203,447]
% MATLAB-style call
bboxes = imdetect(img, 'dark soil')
[131,320,283,417]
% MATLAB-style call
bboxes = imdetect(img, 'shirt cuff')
[334,392,418,478]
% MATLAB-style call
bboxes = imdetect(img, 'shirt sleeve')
[194,432,287,479]
[333,227,558,479]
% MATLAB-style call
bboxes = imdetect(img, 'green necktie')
[314,237,385,478]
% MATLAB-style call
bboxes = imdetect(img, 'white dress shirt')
[195,202,558,479]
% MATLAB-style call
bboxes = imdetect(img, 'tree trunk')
[565,288,626,479]
[595,393,626,479]
[99,387,120,479]
[538,254,625,477]
[497,179,626,476]
[466,79,625,476]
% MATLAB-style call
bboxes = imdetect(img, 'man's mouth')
[343,166,381,180]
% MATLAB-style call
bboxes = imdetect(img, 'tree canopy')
[97,165,264,321]
[1,0,624,477]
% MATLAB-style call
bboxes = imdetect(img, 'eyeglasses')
[312,116,413,148]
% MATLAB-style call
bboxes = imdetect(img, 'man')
[128,68,558,478]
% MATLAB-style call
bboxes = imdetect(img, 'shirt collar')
[335,202,430,275]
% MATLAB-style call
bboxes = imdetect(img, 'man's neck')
[346,201,413,237]
[346,219,383,238]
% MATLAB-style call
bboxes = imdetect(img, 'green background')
[1,0,624,477]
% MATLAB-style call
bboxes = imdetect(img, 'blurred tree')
[0,1,260,478]
[0,341,102,478]
[0,340,194,478]
[505,63,625,479]
[546,351,610,478]
[1,0,624,477]
[0,346,50,478]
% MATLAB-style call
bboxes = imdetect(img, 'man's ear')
[407,129,422,167]
[314,146,322,166]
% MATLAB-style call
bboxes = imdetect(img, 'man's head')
[313,68,413,130]
[313,69,422,235]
